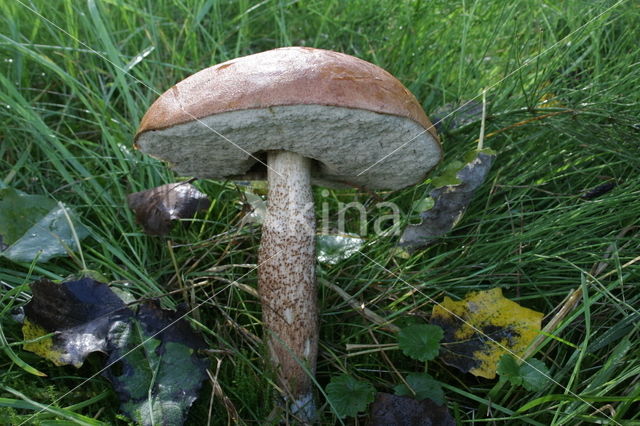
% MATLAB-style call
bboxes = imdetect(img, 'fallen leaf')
[236,181,269,226]
[580,180,616,200]
[0,187,88,263]
[127,182,210,235]
[431,100,483,133]
[411,197,435,213]
[317,234,364,264]
[103,302,209,426]
[430,288,543,379]
[429,161,464,188]
[239,191,266,225]
[22,278,209,425]
[23,278,130,367]
[399,151,496,250]
[0,188,55,243]
[368,393,454,426]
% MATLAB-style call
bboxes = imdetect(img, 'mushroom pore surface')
[135,104,440,190]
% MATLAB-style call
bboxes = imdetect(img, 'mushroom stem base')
[259,150,318,421]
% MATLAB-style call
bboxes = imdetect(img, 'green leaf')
[397,324,443,361]
[0,188,56,244]
[430,161,464,188]
[393,373,445,405]
[497,354,523,386]
[0,187,88,263]
[497,355,550,391]
[326,374,375,418]
[412,197,435,213]
[520,359,550,391]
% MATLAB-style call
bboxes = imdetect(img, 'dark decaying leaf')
[368,393,454,426]
[22,278,209,425]
[104,301,209,426]
[580,180,616,200]
[0,187,88,263]
[127,182,211,235]
[23,278,130,367]
[430,100,483,133]
[399,152,495,250]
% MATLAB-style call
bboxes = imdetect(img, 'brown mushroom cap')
[135,46,441,190]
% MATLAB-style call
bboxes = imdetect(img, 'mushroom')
[134,47,441,421]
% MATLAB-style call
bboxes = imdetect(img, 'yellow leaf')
[22,319,67,367]
[431,288,543,379]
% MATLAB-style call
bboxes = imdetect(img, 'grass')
[1,0,639,424]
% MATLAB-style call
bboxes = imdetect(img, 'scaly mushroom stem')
[258,150,318,420]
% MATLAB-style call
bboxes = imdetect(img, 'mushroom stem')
[258,150,318,420]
